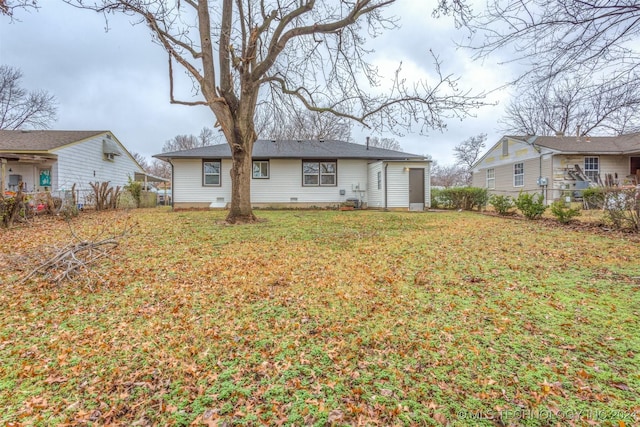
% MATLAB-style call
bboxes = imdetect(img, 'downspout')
[384,162,389,210]
[170,160,175,209]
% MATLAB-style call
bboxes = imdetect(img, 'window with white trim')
[302,160,337,186]
[203,159,221,186]
[377,171,382,190]
[584,157,599,181]
[514,162,524,187]
[252,160,269,179]
[486,168,495,189]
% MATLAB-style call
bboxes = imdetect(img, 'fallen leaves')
[1,209,638,426]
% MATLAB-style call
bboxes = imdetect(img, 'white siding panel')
[386,162,430,208]
[173,159,232,204]
[251,159,368,204]
[367,162,384,208]
[53,134,142,192]
[173,158,370,206]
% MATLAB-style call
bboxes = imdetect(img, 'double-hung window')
[514,163,524,187]
[302,160,337,186]
[203,159,221,186]
[486,168,495,189]
[252,160,269,179]
[584,157,599,181]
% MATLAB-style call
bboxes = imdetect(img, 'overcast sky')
[0,2,514,164]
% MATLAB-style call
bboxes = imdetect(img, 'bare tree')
[453,133,486,185]
[130,151,150,171]
[466,1,640,85]
[147,159,171,180]
[256,107,352,141]
[0,0,37,17]
[367,136,402,151]
[198,126,221,146]
[0,65,57,130]
[431,162,467,188]
[502,74,640,136]
[62,0,485,223]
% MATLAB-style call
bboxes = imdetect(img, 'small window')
[253,160,269,179]
[203,159,221,186]
[302,160,337,186]
[502,139,509,156]
[377,171,382,190]
[486,168,495,189]
[584,157,599,181]
[514,162,524,187]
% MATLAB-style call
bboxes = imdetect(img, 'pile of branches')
[19,215,135,288]
[89,181,121,211]
[1,182,26,228]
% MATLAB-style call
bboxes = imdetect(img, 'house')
[154,139,431,210]
[471,133,640,203]
[0,130,145,204]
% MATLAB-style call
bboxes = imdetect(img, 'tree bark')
[227,144,256,223]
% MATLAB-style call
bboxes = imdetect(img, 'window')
[377,171,382,190]
[486,168,495,189]
[584,157,599,181]
[514,162,524,187]
[302,160,337,186]
[253,160,269,179]
[502,139,509,156]
[203,159,221,186]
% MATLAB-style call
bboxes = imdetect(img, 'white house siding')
[172,158,370,208]
[367,161,384,208]
[385,162,431,209]
[53,133,142,193]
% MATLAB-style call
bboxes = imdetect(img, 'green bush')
[430,188,444,209]
[550,201,581,223]
[123,177,143,208]
[602,188,639,231]
[582,187,605,209]
[435,187,488,211]
[488,194,515,215]
[514,192,547,220]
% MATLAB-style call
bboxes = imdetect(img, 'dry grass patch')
[1,209,639,426]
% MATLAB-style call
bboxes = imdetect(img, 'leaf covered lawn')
[1,209,639,426]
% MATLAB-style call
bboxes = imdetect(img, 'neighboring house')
[154,139,431,210]
[471,134,640,203]
[0,130,145,204]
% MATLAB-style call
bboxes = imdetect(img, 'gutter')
[384,162,389,210]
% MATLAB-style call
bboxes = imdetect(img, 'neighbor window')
[302,160,337,186]
[377,171,382,190]
[514,162,524,187]
[502,139,509,156]
[252,160,269,179]
[486,168,495,189]
[203,159,221,186]
[584,157,599,181]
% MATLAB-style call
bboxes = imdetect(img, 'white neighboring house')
[0,130,145,204]
[154,139,431,210]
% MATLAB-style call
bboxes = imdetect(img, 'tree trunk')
[226,141,256,224]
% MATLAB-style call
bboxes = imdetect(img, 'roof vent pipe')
[366,136,370,150]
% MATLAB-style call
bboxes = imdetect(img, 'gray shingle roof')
[0,130,107,151]
[154,139,426,161]
[522,134,640,154]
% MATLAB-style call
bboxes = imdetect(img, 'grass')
[1,208,639,426]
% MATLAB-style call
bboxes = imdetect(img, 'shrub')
[435,187,488,211]
[514,192,547,220]
[582,187,605,209]
[602,187,639,231]
[488,195,515,215]
[550,201,581,223]
[124,177,143,208]
[430,188,444,209]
